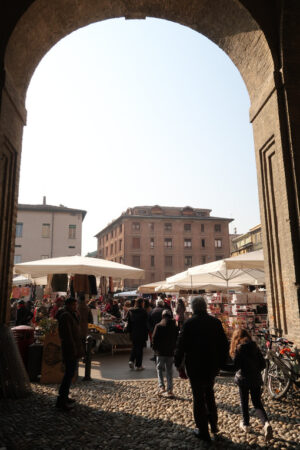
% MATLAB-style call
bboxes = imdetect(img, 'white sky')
[19,18,260,255]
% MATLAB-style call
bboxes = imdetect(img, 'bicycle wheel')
[267,359,291,400]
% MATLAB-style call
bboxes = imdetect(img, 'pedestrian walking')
[77,294,94,354]
[175,298,186,328]
[148,299,165,361]
[174,296,229,444]
[152,309,178,398]
[126,298,148,370]
[230,328,273,441]
[56,297,82,411]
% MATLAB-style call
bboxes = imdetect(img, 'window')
[41,255,49,259]
[132,237,140,249]
[201,224,205,232]
[15,244,22,248]
[214,224,222,233]
[215,239,222,248]
[164,223,172,231]
[201,255,206,264]
[184,223,191,231]
[16,222,23,238]
[42,223,50,238]
[215,255,223,260]
[132,222,140,231]
[119,224,122,233]
[150,237,154,249]
[14,255,21,264]
[105,247,108,256]
[68,224,76,239]
[149,222,154,232]
[119,239,122,251]
[68,246,75,249]
[132,255,140,267]
[184,238,192,248]
[110,244,113,254]
[150,255,155,267]
[165,256,173,267]
[106,234,108,241]
[164,238,172,248]
[184,256,193,267]
[201,239,205,248]
[115,241,117,253]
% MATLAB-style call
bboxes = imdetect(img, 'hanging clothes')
[88,275,97,295]
[73,274,89,294]
[51,274,68,292]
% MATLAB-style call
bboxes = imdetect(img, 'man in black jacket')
[56,297,82,411]
[174,296,229,443]
[126,298,148,370]
[152,309,178,397]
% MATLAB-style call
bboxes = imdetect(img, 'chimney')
[43,196,46,205]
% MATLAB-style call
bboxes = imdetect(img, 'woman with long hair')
[230,328,273,441]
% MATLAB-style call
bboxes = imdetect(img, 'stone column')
[0,68,31,397]
[250,63,300,344]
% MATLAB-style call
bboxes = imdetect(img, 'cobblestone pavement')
[0,376,299,449]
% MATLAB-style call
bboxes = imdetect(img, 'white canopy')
[12,274,48,285]
[138,280,166,294]
[224,250,264,270]
[14,255,145,280]
[167,251,265,287]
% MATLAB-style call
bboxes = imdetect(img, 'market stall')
[14,256,145,380]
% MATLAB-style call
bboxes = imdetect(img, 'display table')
[101,333,132,355]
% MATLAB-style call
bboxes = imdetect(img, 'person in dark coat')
[174,296,229,443]
[126,298,148,370]
[56,297,82,411]
[110,299,121,319]
[15,299,33,325]
[152,309,179,397]
[148,299,165,334]
[230,328,273,441]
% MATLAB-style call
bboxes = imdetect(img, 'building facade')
[231,225,262,256]
[96,205,232,288]
[14,199,86,263]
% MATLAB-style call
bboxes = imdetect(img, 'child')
[230,328,273,441]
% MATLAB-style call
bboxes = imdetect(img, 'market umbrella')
[167,256,265,289]
[137,280,166,294]
[14,255,145,280]
[223,249,264,270]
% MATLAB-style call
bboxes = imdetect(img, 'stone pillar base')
[0,324,31,398]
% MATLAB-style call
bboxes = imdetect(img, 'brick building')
[95,205,233,288]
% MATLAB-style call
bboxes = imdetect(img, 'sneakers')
[128,361,134,370]
[158,387,165,396]
[239,421,250,433]
[55,397,74,411]
[163,391,174,398]
[193,429,212,443]
[263,422,273,441]
[135,366,145,371]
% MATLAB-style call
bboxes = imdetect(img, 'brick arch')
[5,0,274,104]
[0,2,300,397]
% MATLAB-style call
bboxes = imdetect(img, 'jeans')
[58,358,78,401]
[238,383,268,426]
[189,377,217,438]
[156,356,174,392]
[129,341,144,368]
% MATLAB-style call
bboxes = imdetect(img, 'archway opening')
[20,17,259,257]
